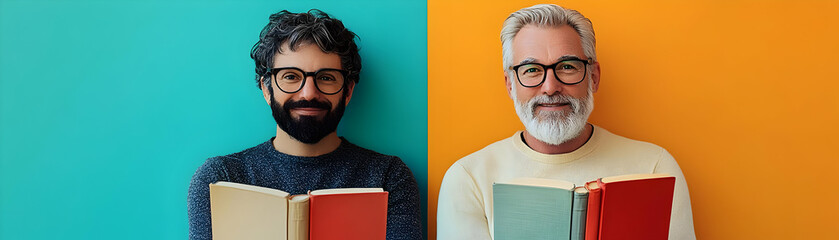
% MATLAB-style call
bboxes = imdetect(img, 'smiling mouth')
[537,102,571,108]
[291,107,327,115]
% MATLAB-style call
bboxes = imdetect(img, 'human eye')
[279,72,302,82]
[519,64,543,76]
[318,75,336,82]
[314,72,338,85]
[557,61,583,72]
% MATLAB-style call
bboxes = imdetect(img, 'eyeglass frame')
[265,67,349,95]
[510,57,593,87]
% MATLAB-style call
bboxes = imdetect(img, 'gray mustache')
[528,94,580,113]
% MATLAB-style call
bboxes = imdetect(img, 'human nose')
[297,76,321,100]
[540,69,563,95]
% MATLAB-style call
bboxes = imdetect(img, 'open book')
[493,173,675,240]
[209,182,388,240]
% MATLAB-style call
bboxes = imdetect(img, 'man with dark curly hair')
[187,9,422,240]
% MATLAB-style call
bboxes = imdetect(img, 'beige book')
[209,182,290,240]
[209,182,380,240]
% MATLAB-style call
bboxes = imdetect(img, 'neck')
[522,123,593,154]
[272,127,342,157]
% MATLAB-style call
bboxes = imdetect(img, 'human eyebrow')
[517,57,537,65]
[557,55,585,62]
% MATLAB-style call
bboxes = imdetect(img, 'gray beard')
[511,85,594,146]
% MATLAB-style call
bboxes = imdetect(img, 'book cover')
[209,182,290,240]
[597,174,675,240]
[583,180,602,240]
[493,178,575,240]
[570,186,588,240]
[308,188,388,240]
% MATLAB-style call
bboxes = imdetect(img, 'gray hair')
[500,4,596,71]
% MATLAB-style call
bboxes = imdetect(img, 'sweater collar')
[511,125,602,164]
[260,137,352,162]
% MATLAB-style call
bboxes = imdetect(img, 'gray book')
[493,178,575,240]
[570,187,589,240]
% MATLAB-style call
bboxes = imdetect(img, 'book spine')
[571,190,588,240]
[584,182,602,240]
[287,197,309,240]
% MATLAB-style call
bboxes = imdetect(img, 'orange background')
[428,0,839,239]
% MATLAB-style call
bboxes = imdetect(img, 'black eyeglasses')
[511,57,592,87]
[266,67,348,95]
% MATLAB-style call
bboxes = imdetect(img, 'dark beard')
[270,93,346,144]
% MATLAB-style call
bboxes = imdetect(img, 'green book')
[493,178,575,240]
[570,187,589,240]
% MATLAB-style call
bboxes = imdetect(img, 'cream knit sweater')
[437,125,696,240]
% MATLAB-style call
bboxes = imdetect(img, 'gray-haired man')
[437,4,696,239]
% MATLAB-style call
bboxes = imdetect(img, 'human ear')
[590,61,601,93]
[343,81,355,106]
[260,77,271,105]
[504,71,514,100]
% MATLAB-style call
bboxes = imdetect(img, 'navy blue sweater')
[187,138,422,240]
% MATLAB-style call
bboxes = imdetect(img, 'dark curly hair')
[250,9,361,89]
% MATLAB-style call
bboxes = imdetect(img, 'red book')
[596,174,675,240]
[583,180,602,240]
[308,188,388,240]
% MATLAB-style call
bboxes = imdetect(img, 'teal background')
[0,0,428,239]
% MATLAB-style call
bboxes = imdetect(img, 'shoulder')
[595,126,671,159]
[339,139,415,180]
[341,139,419,190]
[442,134,518,184]
[593,126,680,174]
[340,139,405,166]
[452,134,518,169]
[192,140,273,180]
